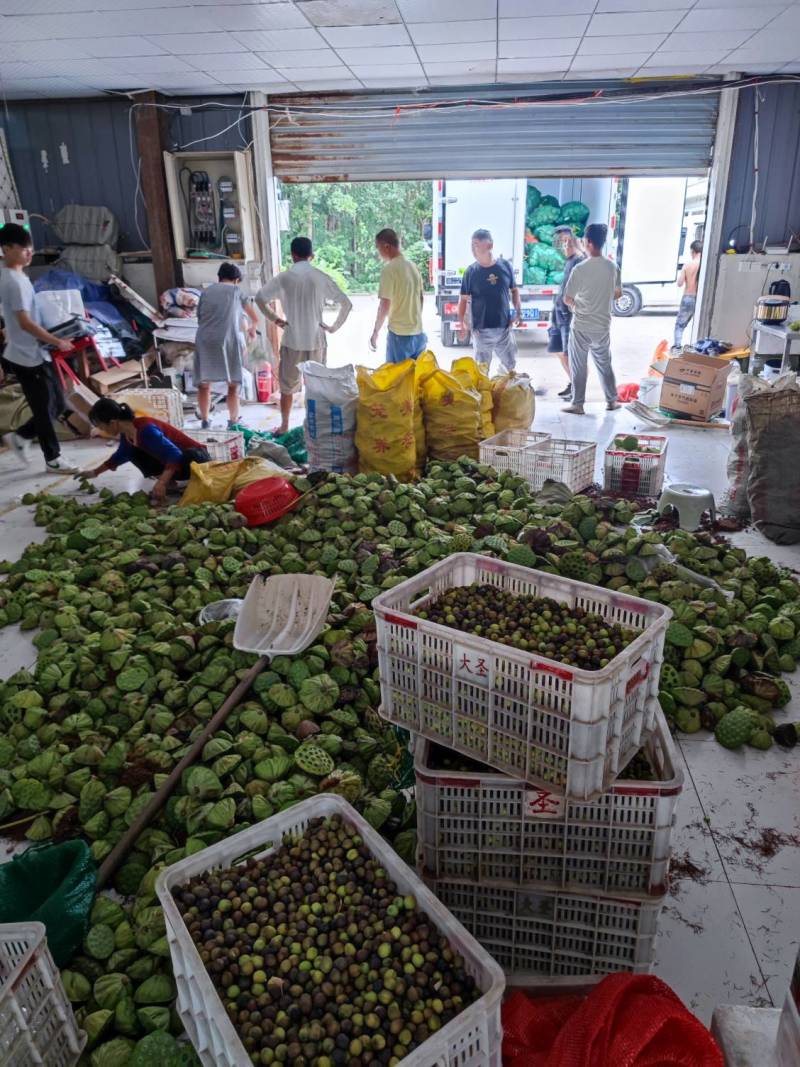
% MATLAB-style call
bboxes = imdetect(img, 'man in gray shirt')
[0,223,75,471]
[561,222,622,415]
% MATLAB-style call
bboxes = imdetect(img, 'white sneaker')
[45,458,78,474]
[9,433,31,465]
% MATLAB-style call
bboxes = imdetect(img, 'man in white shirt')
[256,237,352,434]
[561,222,622,415]
[0,223,76,472]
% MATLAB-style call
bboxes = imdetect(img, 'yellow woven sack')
[413,350,437,467]
[451,356,494,439]
[492,371,536,433]
[179,456,289,506]
[420,367,482,461]
[355,361,417,479]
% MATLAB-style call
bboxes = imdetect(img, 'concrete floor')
[0,297,799,1026]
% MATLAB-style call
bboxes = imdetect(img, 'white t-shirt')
[256,261,352,351]
[0,268,45,367]
[563,255,621,335]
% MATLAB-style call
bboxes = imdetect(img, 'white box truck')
[433,176,704,345]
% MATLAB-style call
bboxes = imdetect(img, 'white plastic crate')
[156,794,505,1067]
[480,432,595,493]
[116,387,184,427]
[603,434,668,498]
[527,438,597,492]
[0,922,86,1067]
[192,428,245,462]
[424,878,662,979]
[478,430,552,480]
[415,709,682,896]
[373,554,671,800]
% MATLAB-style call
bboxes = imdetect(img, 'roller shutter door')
[269,81,719,182]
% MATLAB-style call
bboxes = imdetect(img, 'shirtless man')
[673,240,702,351]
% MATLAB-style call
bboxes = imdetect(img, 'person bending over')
[79,398,210,503]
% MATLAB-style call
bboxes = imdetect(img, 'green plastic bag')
[0,840,96,966]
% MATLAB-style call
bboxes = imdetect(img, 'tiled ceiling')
[0,0,798,98]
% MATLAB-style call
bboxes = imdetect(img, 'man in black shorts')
[548,226,584,401]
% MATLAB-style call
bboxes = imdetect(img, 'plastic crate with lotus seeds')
[156,794,505,1067]
[0,922,86,1067]
[415,708,681,897]
[423,878,663,980]
[373,553,671,801]
[603,434,668,498]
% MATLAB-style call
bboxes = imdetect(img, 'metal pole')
[249,91,282,286]
[694,76,741,341]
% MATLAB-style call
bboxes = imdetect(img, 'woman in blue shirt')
[78,398,210,503]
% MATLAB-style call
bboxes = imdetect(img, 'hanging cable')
[749,89,760,252]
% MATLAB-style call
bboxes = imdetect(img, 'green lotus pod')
[62,969,91,1003]
[133,974,176,1005]
[135,1006,171,1034]
[89,1037,135,1067]
[93,972,133,1011]
[84,923,116,960]
[83,1009,114,1049]
[114,995,139,1038]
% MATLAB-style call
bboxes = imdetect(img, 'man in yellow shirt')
[369,228,427,363]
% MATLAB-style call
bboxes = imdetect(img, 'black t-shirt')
[460,257,516,330]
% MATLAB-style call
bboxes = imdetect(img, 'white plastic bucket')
[639,377,660,407]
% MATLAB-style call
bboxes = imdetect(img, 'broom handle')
[96,656,268,890]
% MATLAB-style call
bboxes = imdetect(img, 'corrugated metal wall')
[1,95,250,252]
[269,82,719,182]
[721,83,800,251]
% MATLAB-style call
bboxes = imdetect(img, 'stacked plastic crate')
[374,553,680,982]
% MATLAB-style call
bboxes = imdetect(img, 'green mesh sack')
[529,205,561,227]
[548,270,565,285]
[559,201,590,226]
[0,840,96,966]
[526,185,542,213]
[530,244,565,271]
[540,194,560,209]
[533,224,558,246]
[523,264,548,285]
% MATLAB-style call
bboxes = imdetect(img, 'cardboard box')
[659,353,731,421]
[89,354,154,395]
[64,381,99,419]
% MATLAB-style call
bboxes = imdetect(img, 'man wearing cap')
[547,226,585,401]
[456,228,522,372]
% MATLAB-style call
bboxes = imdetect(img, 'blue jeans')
[386,331,428,363]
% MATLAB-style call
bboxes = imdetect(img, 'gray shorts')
[278,342,326,394]
[472,326,517,372]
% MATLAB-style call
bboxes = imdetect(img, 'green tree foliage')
[278,180,432,293]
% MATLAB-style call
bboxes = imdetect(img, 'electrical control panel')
[163,149,259,264]
[0,208,30,230]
